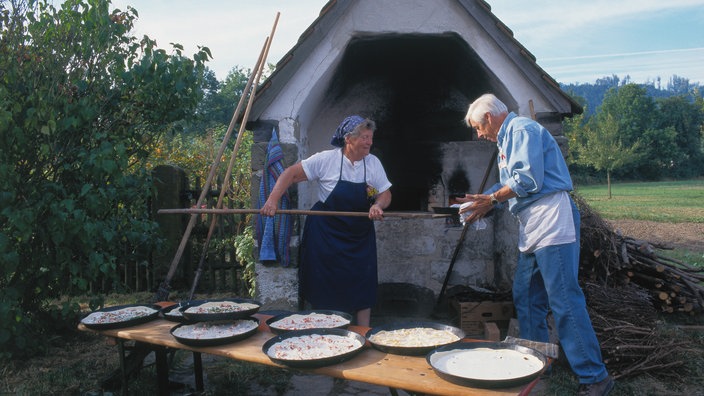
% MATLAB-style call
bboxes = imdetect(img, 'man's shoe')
[577,375,614,396]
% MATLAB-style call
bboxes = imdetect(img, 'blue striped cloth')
[256,129,292,266]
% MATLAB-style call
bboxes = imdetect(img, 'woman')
[260,115,392,326]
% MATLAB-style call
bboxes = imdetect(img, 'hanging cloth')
[256,128,292,266]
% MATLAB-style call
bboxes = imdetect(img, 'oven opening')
[321,33,513,210]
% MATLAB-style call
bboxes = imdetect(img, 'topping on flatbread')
[269,312,350,330]
[268,334,362,360]
[185,301,258,314]
[369,327,460,347]
[82,306,157,325]
[165,308,183,317]
[172,320,258,340]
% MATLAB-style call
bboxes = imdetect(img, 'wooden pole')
[158,207,447,219]
[186,13,280,299]
[155,14,279,302]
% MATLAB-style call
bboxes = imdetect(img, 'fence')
[116,164,250,295]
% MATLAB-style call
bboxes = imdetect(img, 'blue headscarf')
[330,115,366,147]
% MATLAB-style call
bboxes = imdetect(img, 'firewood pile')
[576,194,704,315]
[584,282,689,379]
[574,194,703,378]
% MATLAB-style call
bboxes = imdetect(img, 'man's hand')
[456,194,492,223]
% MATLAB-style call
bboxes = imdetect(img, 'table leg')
[193,351,204,391]
[154,346,170,396]
[117,339,128,396]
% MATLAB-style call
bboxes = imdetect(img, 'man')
[457,94,614,396]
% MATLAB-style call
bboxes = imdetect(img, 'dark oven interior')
[322,33,514,210]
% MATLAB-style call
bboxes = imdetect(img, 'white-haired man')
[458,93,613,396]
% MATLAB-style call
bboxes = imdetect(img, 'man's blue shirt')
[493,112,573,215]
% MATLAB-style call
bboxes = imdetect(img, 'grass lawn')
[575,179,704,223]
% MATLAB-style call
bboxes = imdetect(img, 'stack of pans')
[167,298,261,347]
[262,310,364,368]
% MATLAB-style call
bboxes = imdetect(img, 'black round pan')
[431,206,459,215]
[365,321,465,356]
[426,341,547,388]
[262,328,366,368]
[80,303,161,330]
[179,298,261,322]
[161,303,194,323]
[265,310,353,334]
[170,318,260,347]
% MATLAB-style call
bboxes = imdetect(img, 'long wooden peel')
[154,14,279,302]
[158,207,446,219]
[186,14,280,299]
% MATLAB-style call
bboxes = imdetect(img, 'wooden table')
[79,314,541,396]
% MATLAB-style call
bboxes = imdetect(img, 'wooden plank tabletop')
[79,314,536,396]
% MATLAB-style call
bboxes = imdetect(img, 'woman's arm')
[260,163,308,216]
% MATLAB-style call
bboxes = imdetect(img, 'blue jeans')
[513,199,609,384]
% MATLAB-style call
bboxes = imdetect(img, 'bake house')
[246,0,581,314]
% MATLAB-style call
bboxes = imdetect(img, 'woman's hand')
[260,199,278,217]
[368,189,391,220]
[368,203,384,220]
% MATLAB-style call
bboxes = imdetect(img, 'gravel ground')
[607,219,704,253]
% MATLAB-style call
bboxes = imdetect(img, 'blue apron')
[299,152,377,313]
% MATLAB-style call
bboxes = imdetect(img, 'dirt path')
[607,219,704,254]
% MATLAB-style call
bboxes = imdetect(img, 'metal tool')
[434,148,498,311]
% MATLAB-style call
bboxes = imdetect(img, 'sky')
[109,0,704,86]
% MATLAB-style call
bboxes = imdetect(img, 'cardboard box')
[452,300,514,335]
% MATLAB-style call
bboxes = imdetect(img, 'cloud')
[488,0,704,83]
[543,48,704,84]
[490,0,704,45]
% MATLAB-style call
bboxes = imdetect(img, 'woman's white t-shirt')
[301,148,392,203]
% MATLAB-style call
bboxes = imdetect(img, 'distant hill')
[560,74,702,116]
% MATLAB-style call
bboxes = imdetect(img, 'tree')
[0,0,210,358]
[597,84,681,179]
[667,75,691,96]
[656,95,704,177]
[568,113,643,198]
[562,75,621,117]
[191,65,274,132]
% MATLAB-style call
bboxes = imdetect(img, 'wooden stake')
[155,13,280,302]
[186,13,280,299]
